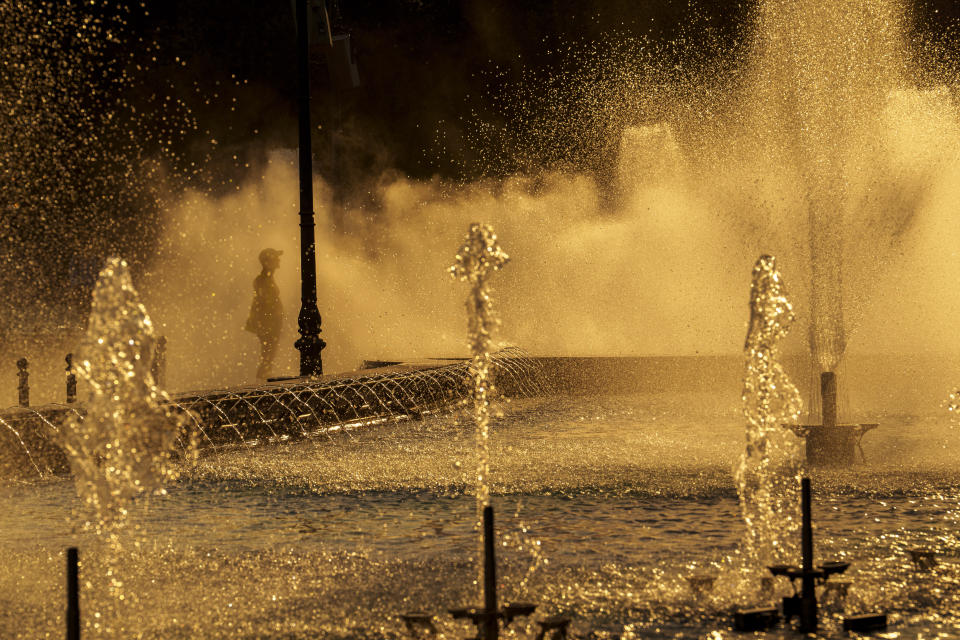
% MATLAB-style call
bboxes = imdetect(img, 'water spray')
[61,257,186,536]
[449,222,510,638]
[450,223,509,547]
[443,224,548,639]
[737,254,804,568]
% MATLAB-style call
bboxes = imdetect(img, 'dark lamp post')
[293,0,326,377]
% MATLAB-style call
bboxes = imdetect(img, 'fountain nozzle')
[820,371,837,428]
[791,370,878,465]
[799,477,818,633]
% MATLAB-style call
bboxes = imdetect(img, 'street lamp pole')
[294,0,326,377]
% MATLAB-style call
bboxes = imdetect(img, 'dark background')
[149,0,744,174]
[144,0,960,187]
[2,0,959,345]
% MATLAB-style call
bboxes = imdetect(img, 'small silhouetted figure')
[245,248,285,383]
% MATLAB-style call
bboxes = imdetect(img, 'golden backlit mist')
[6,0,960,407]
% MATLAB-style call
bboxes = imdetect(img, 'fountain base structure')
[790,372,877,466]
[748,478,887,634]
[0,348,543,480]
[0,357,893,478]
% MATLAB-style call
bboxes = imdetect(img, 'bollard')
[66,547,80,640]
[16,357,29,407]
[482,505,499,640]
[151,336,167,388]
[65,353,77,404]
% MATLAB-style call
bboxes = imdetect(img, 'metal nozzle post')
[800,478,817,633]
[483,505,499,640]
[66,547,80,640]
[151,336,167,388]
[17,357,29,408]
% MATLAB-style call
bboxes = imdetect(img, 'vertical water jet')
[737,254,804,569]
[61,258,187,538]
[451,222,509,603]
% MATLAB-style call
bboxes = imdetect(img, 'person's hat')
[259,248,283,264]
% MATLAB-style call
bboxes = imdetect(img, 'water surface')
[2,392,959,638]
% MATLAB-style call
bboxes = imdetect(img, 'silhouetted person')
[245,248,284,382]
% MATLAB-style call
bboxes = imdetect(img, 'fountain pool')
[2,389,959,638]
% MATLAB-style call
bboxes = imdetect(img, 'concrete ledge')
[0,349,542,481]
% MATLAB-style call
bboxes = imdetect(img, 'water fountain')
[440,223,562,640]
[60,257,187,535]
[737,254,804,570]
[791,371,879,466]
[736,477,887,634]
[449,222,510,533]
[731,0,920,465]
[4,0,960,637]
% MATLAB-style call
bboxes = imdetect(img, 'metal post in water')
[151,336,167,388]
[65,354,77,404]
[66,547,80,640]
[16,357,29,407]
[820,371,837,428]
[293,0,327,377]
[482,505,499,640]
[799,477,817,633]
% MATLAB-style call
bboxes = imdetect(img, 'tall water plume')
[450,222,510,594]
[736,255,803,569]
[743,0,909,373]
[62,258,188,540]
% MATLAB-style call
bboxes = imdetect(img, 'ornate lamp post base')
[294,0,326,378]
[294,327,326,378]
